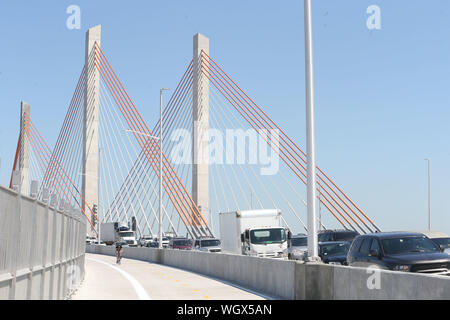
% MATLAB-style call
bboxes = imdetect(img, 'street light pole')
[304,0,319,260]
[159,88,170,249]
[97,147,101,244]
[124,128,163,244]
[425,159,431,230]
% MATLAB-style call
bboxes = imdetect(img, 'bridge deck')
[71,253,268,300]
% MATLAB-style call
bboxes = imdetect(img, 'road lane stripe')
[87,258,151,300]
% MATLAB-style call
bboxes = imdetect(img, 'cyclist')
[115,242,124,265]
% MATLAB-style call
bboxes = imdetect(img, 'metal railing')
[0,184,85,300]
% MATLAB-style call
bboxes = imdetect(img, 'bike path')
[71,253,269,300]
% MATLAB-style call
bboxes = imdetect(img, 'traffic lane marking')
[87,257,151,300]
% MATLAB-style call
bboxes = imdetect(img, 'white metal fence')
[0,184,85,300]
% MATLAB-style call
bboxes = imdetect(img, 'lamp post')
[97,147,101,244]
[425,159,431,230]
[124,87,169,250]
[304,0,319,261]
[159,88,170,249]
[124,129,159,245]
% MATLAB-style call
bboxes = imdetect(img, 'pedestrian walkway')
[71,253,268,300]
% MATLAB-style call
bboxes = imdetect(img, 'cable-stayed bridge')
[3,25,450,302]
[9,26,379,241]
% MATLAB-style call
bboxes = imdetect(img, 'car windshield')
[431,237,450,248]
[162,237,169,241]
[381,236,440,255]
[250,228,286,244]
[200,239,221,247]
[319,242,350,257]
[174,240,192,246]
[291,237,307,247]
[120,232,134,237]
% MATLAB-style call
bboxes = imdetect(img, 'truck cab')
[241,227,288,258]
[220,209,289,259]
[118,230,137,247]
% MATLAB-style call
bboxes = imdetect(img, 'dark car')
[347,232,450,275]
[115,241,128,248]
[318,229,359,242]
[145,241,158,248]
[319,241,351,265]
[169,238,193,250]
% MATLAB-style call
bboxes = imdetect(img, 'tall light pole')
[304,0,319,260]
[159,88,170,249]
[425,158,431,230]
[97,147,101,244]
[123,129,162,246]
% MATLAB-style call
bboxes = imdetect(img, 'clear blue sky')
[0,0,449,234]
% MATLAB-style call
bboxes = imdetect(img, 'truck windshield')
[120,232,135,237]
[381,236,440,255]
[200,240,221,247]
[250,228,286,244]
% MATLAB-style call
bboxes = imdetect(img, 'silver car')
[193,238,222,253]
[416,230,450,254]
[288,234,308,260]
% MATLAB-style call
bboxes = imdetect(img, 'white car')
[193,238,221,253]
[139,235,154,247]
[86,236,97,245]
[153,237,170,248]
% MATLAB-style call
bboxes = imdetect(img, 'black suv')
[347,232,450,275]
[318,229,359,242]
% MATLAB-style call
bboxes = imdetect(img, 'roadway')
[71,253,270,300]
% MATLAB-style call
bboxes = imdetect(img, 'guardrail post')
[57,212,66,299]
[48,206,57,300]
[8,185,22,300]
[40,196,50,299]
[26,196,38,299]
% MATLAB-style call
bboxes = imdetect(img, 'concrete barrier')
[0,185,85,300]
[86,244,450,299]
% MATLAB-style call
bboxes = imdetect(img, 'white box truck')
[100,222,138,246]
[219,209,289,258]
